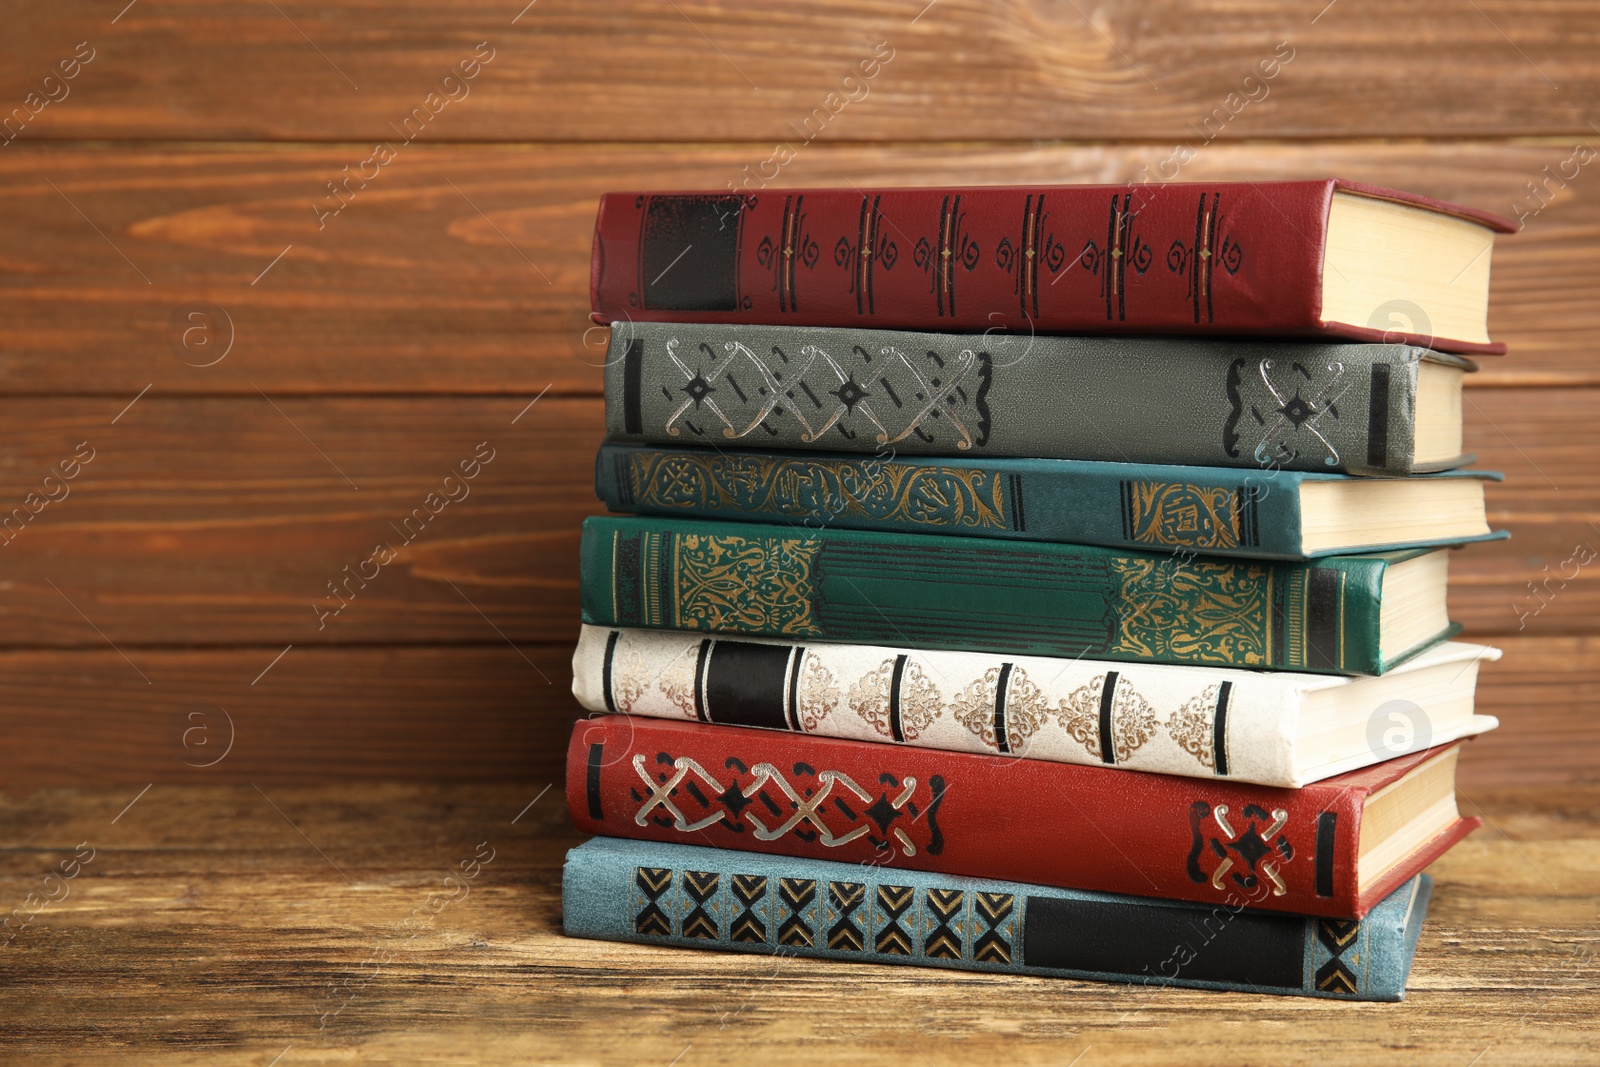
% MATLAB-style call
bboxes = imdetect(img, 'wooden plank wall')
[2,1,1597,791]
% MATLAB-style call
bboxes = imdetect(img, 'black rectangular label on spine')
[692,639,713,722]
[1315,812,1338,897]
[1212,680,1231,776]
[993,662,1014,754]
[1022,896,1305,989]
[1305,569,1342,671]
[785,647,806,731]
[601,630,621,715]
[622,338,645,435]
[1097,672,1119,764]
[639,195,742,311]
[586,742,605,820]
[1010,473,1026,533]
[888,654,908,743]
[701,639,794,731]
[1366,363,1391,469]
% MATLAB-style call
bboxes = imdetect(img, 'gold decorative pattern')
[1053,676,1104,758]
[672,533,822,636]
[951,666,1048,751]
[896,662,942,741]
[951,667,1005,750]
[849,659,898,739]
[612,648,650,715]
[795,652,839,732]
[1108,680,1158,763]
[658,648,698,720]
[1112,557,1271,666]
[1167,684,1220,768]
[1126,480,1241,549]
[848,658,942,740]
[627,451,1007,531]
[999,667,1050,751]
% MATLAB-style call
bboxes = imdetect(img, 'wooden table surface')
[0,783,1595,1066]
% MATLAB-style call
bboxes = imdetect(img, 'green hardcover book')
[579,516,1459,674]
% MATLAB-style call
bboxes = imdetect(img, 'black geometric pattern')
[924,888,966,960]
[1314,917,1363,995]
[827,881,866,952]
[778,877,817,948]
[972,892,1015,964]
[1317,918,1360,955]
[730,874,768,944]
[874,885,915,955]
[624,865,1031,971]
[1315,958,1359,995]
[682,870,720,940]
[634,867,674,937]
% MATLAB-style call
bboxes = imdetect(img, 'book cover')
[579,515,1456,674]
[566,716,1479,918]
[590,180,1512,353]
[572,627,1500,787]
[563,837,1433,1001]
[600,322,1474,477]
[596,443,1505,559]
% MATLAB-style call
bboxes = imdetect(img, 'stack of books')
[560,181,1514,1000]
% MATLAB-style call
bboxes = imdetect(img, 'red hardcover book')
[590,180,1515,354]
[567,716,1479,919]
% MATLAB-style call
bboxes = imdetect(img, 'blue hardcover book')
[595,443,1503,560]
[562,837,1433,1001]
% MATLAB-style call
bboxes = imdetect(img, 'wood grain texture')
[3,2,1598,142]
[0,646,576,792]
[0,142,1597,395]
[0,3,1594,803]
[0,392,1594,647]
[0,637,1590,793]
[0,784,1594,1065]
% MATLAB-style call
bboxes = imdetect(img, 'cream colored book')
[571,626,1498,788]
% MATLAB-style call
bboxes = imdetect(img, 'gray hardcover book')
[602,322,1476,476]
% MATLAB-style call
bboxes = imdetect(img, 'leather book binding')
[595,443,1504,558]
[563,837,1434,1000]
[591,180,1514,353]
[598,322,1475,477]
[579,515,1457,674]
[565,715,1480,919]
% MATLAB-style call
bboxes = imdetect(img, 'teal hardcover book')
[579,515,1459,674]
[595,443,1504,561]
[562,837,1433,1001]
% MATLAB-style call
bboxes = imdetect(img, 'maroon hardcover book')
[567,716,1480,919]
[590,180,1515,354]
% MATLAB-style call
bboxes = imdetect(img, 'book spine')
[572,625,1305,786]
[601,321,1447,477]
[596,444,1309,558]
[565,715,1379,918]
[592,184,1333,339]
[561,838,1417,1000]
[579,516,1390,674]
